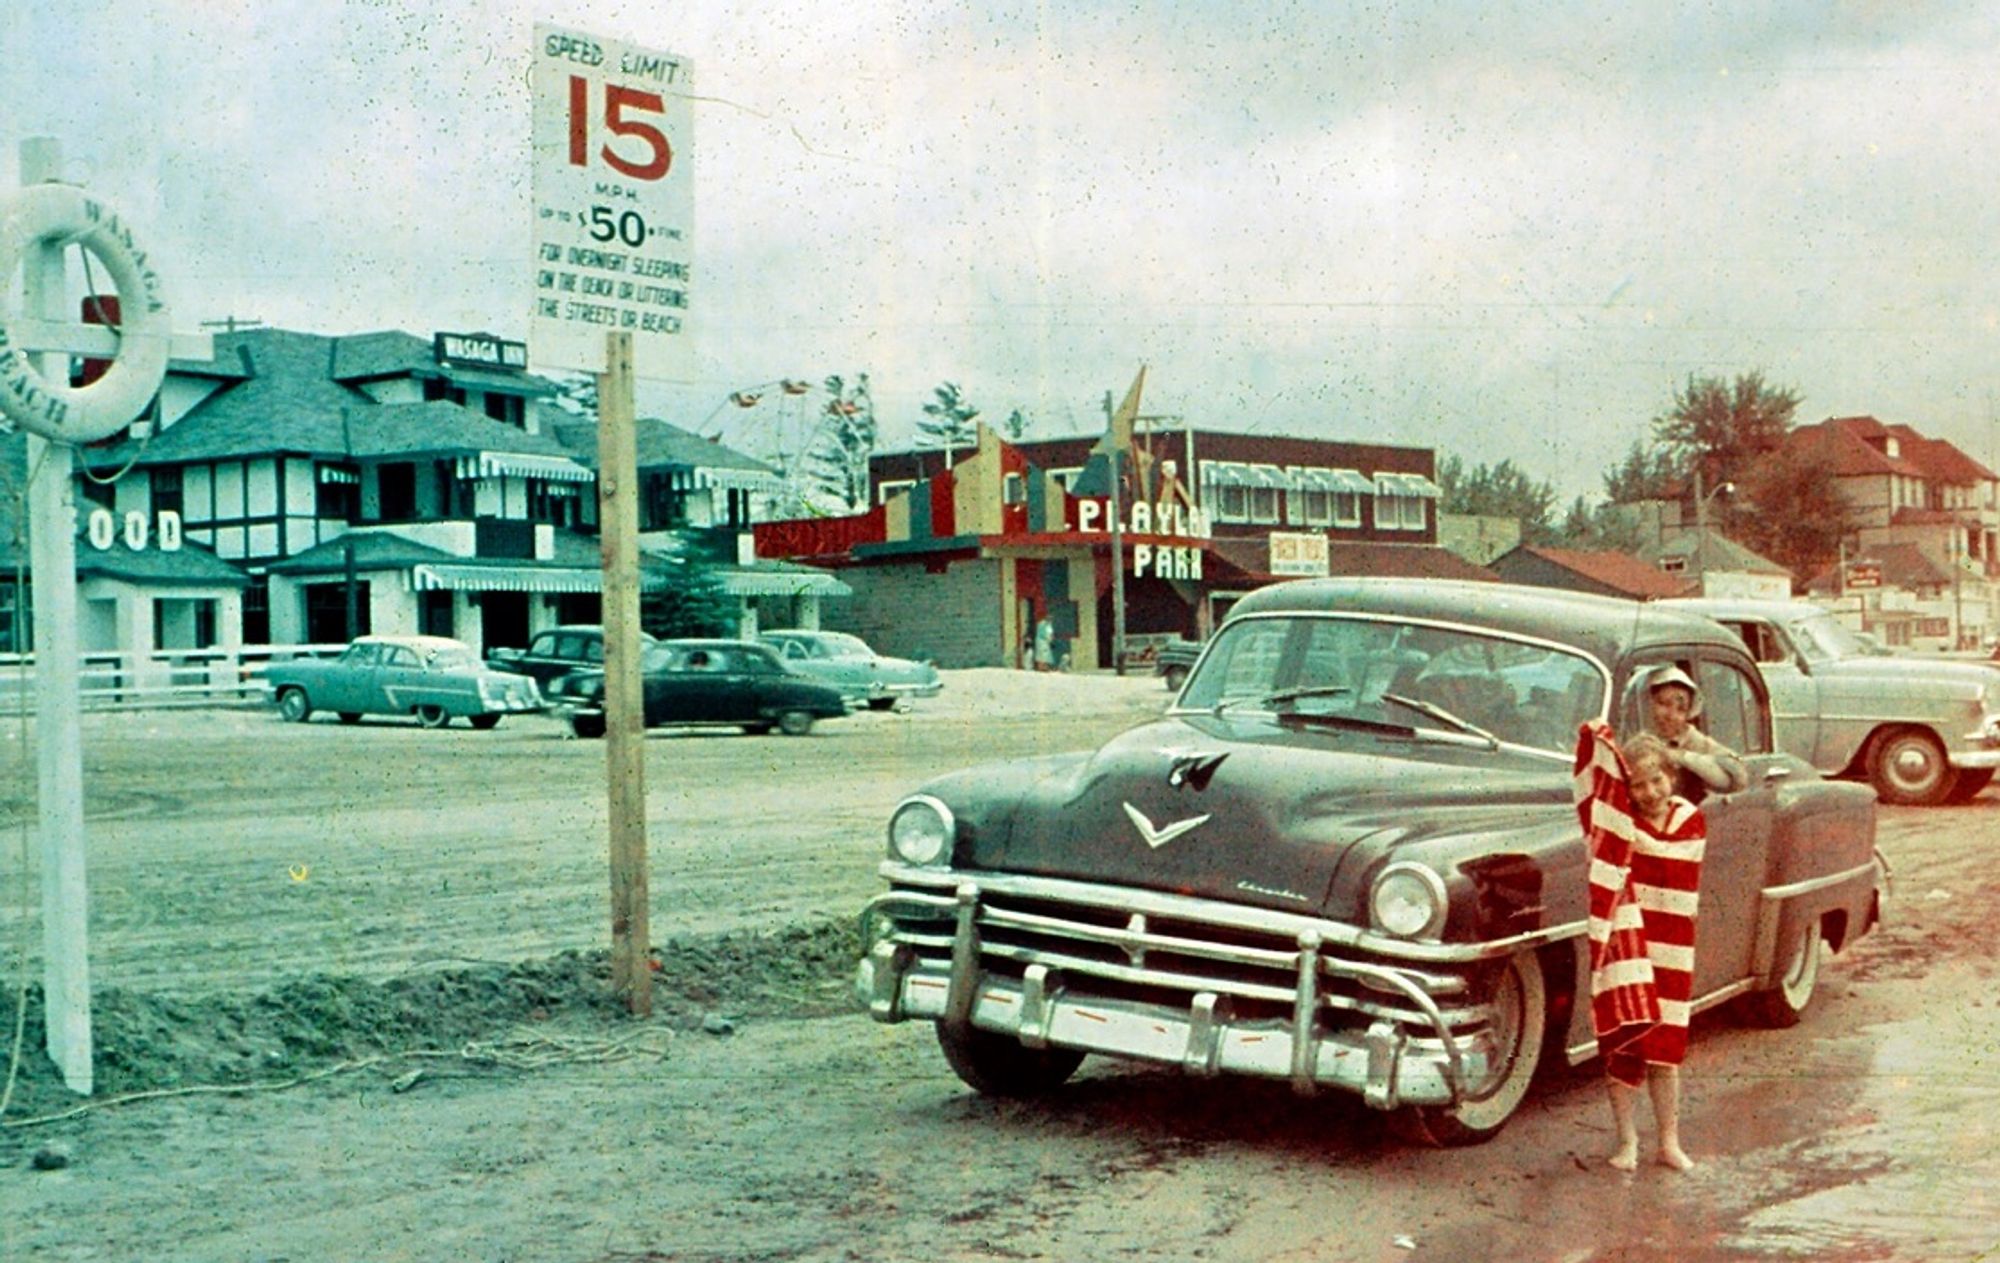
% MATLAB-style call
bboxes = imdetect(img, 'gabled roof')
[87,328,579,469]
[1492,545,1695,600]
[1637,529,1792,576]
[76,539,250,587]
[548,416,776,475]
[265,529,461,574]
[1804,541,1951,594]
[330,329,559,397]
[1788,415,1994,483]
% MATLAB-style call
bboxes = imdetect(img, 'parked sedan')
[859,578,1885,1146]
[1663,597,2000,805]
[485,625,657,697]
[265,635,542,729]
[757,629,943,710]
[548,638,849,738]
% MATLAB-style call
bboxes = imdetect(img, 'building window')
[1248,485,1281,524]
[304,580,370,644]
[1400,493,1426,530]
[433,460,475,518]
[642,470,689,531]
[423,377,467,406]
[483,392,525,427]
[1332,490,1362,528]
[1660,556,1688,573]
[317,466,359,521]
[242,577,269,646]
[419,589,454,637]
[1003,471,1025,505]
[377,463,416,521]
[151,466,183,519]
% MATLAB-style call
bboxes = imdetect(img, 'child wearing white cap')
[1644,665,1748,796]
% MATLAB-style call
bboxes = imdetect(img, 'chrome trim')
[876,862,1585,963]
[1763,858,1881,903]
[1949,749,2000,769]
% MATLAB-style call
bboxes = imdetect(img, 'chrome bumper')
[858,878,1541,1111]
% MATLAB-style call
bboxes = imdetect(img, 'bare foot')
[1657,1145,1695,1172]
[1608,1144,1639,1172]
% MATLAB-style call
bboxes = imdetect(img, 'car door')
[699,648,755,720]
[1723,617,1823,769]
[1685,652,1785,999]
[318,642,377,712]
[649,648,715,724]
[375,643,426,715]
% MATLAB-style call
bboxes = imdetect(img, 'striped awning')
[411,564,602,594]
[696,467,785,493]
[1203,461,1294,489]
[1373,472,1443,499]
[454,451,596,483]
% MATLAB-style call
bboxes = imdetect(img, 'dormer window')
[1884,436,1900,459]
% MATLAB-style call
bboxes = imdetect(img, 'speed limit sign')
[530,24,694,378]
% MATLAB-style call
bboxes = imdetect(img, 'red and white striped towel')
[1573,723,1706,1086]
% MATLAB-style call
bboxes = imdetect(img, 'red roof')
[1788,415,1994,483]
[1497,545,1696,600]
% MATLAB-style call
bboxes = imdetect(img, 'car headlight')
[1369,862,1447,939]
[888,795,954,865]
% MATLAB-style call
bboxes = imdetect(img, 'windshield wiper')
[1378,691,1501,750]
[1214,685,1353,716]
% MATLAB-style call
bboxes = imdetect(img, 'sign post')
[0,138,198,1092]
[531,25,694,1014]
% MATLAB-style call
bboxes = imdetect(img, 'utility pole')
[597,331,650,1016]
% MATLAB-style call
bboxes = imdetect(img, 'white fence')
[0,644,349,711]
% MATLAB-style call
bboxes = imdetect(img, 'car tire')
[777,710,814,736]
[1945,767,1994,804]
[1742,924,1822,1029]
[1163,665,1189,691]
[1868,727,1956,806]
[1396,949,1547,1147]
[415,704,451,729]
[866,697,898,712]
[468,714,502,730]
[570,714,606,739]
[277,688,312,723]
[337,712,361,725]
[936,1022,1085,1097]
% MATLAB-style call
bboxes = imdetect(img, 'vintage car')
[858,578,1886,1145]
[485,625,657,697]
[547,637,849,738]
[1152,637,1203,690]
[755,629,943,710]
[1663,597,2000,805]
[265,634,542,729]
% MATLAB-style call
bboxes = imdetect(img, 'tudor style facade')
[3,326,835,666]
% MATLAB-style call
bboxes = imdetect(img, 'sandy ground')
[1,668,1998,1261]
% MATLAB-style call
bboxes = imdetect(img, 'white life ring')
[0,183,172,443]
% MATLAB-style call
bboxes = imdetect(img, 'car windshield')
[1788,612,1868,662]
[1175,613,1607,757]
[811,633,874,658]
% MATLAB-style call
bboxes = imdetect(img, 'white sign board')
[530,24,694,377]
[1268,531,1330,577]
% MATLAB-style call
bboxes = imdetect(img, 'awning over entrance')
[696,467,786,493]
[454,451,596,483]
[411,564,602,593]
[714,566,851,597]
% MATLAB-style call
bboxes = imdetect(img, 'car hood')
[1811,654,1994,700]
[938,715,1573,920]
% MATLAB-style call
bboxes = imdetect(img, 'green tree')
[1653,371,1801,491]
[1437,455,1560,545]
[640,551,736,638]
[1602,440,1686,503]
[808,372,878,510]
[917,381,980,452]
[1003,407,1030,440]
[1555,495,1650,552]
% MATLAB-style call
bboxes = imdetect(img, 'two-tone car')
[548,637,849,738]
[1663,597,2000,805]
[756,630,943,711]
[858,578,1886,1146]
[265,634,542,729]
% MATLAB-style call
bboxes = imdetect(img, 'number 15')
[567,75,672,181]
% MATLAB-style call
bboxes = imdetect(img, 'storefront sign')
[435,331,528,371]
[1844,560,1881,590]
[1133,544,1202,579]
[1072,497,1211,538]
[1268,531,1329,577]
[530,23,694,377]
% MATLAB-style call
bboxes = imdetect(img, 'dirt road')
[3,671,1999,1261]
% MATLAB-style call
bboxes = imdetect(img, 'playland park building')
[753,425,1487,670]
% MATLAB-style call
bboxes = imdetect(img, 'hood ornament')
[1166,751,1229,790]
[1123,802,1211,850]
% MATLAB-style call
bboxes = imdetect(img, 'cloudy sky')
[6,0,2000,497]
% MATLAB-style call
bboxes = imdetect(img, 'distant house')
[1635,530,1794,601]
[1490,544,1695,601]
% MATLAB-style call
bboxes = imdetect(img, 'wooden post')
[18,138,94,1094]
[597,331,651,1015]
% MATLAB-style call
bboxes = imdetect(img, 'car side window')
[1693,658,1768,755]
[382,646,420,669]
[529,633,557,657]
[1730,620,1790,665]
[342,643,379,667]
[583,639,603,663]
[782,641,807,660]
